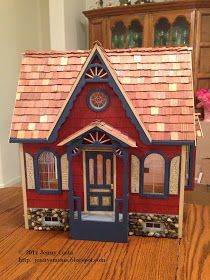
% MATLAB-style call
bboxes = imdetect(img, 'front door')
[86,151,114,211]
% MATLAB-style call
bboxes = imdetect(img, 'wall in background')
[0,0,87,187]
[0,0,50,187]
[64,0,87,50]
[49,0,86,50]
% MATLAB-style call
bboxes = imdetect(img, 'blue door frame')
[86,151,114,211]
[66,137,129,243]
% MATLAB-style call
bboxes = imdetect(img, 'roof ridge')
[23,46,192,57]
[23,50,90,56]
[106,46,192,53]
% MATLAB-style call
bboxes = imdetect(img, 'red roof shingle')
[10,45,195,142]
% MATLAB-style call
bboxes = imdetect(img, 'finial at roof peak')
[93,40,102,47]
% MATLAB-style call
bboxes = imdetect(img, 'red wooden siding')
[27,190,69,209]
[25,82,181,215]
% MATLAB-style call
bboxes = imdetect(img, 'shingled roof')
[10,44,195,142]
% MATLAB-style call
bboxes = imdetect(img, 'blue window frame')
[140,151,170,198]
[34,148,62,194]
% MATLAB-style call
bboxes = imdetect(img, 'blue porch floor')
[74,212,123,222]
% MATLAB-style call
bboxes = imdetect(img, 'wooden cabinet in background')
[83,0,210,91]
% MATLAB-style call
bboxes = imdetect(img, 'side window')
[38,151,59,190]
[143,153,165,195]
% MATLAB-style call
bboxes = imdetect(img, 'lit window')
[38,151,58,190]
[143,153,165,195]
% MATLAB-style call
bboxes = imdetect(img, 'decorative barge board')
[10,42,198,242]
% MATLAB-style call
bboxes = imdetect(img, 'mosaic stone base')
[129,213,179,238]
[27,209,179,238]
[27,208,69,231]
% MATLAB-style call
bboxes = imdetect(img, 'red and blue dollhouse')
[10,43,197,242]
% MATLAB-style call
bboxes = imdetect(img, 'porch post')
[67,148,74,228]
[122,149,129,226]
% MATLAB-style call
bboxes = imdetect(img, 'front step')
[70,220,128,243]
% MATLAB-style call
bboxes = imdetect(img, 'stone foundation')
[27,209,178,238]
[129,213,179,238]
[27,208,69,231]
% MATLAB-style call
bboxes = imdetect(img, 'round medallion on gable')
[87,89,109,112]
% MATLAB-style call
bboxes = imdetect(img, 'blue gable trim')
[47,49,151,144]
[64,127,131,148]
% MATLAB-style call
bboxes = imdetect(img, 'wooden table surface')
[0,187,209,280]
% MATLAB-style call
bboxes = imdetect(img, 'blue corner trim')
[140,150,170,199]
[34,147,62,194]
[185,143,194,190]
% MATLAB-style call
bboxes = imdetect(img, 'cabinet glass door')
[172,16,190,46]
[128,20,143,48]
[112,21,126,49]
[154,18,171,47]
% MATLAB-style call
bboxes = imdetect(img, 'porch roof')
[57,121,137,147]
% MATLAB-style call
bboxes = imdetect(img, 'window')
[37,150,60,192]
[145,222,162,231]
[143,153,166,196]
[43,216,60,226]
[87,89,109,112]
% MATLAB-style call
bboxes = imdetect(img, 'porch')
[58,122,137,243]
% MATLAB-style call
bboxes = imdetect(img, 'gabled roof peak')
[10,44,195,142]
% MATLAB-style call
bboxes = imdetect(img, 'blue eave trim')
[151,140,195,146]
[10,137,196,146]
[9,138,50,144]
